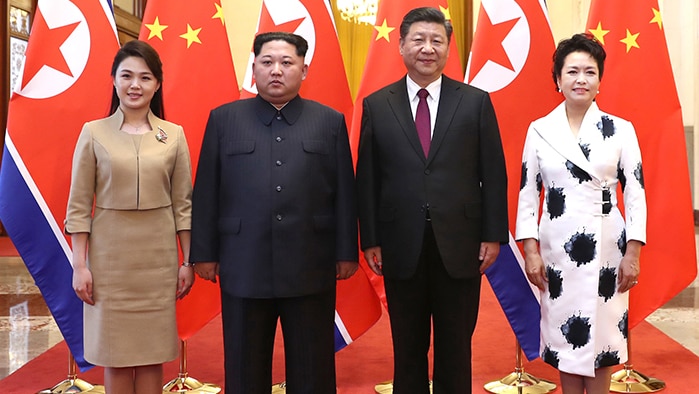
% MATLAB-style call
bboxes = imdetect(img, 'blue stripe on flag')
[0,144,91,371]
[333,310,352,351]
[485,236,541,361]
[334,324,349,352]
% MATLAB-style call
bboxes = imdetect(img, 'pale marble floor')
[1,238,698,381]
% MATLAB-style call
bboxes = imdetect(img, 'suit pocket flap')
[302,140,328,154]
[218,217,241,234]
[464,202,482,218]
[226,140,255,155]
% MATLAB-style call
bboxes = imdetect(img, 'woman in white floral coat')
[516,33,646,394]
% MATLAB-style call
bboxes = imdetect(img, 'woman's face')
[113,56,160,112]
[557,51,600,110]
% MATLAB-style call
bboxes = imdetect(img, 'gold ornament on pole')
[335,0,378,25]
[609,329,665,393]
[162,340,221,393]
[37,353,104,394]
[483,341,556,394]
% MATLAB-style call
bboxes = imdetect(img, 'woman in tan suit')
[65,40,194,394]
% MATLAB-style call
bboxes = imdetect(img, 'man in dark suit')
[356,7,509,393]
[190,32,357,394]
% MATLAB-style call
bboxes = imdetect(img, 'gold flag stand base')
[162,340,221,393]
[162,374,221,393]
[484,341,556,394]
[609,364,666,393]
[37,354,104,393]
[483,370,556,394]
[374,380,432,393]
[37,378,104,394]
[608,328,666,393]
[163,374,221,394]
[271,381,287,393]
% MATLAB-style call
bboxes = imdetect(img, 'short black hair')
[552,33,606,88]
[399,7,453,44]
[109,40,165,118]
[253,32,308,57]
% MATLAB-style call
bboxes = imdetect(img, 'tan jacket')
[65,109,192,234]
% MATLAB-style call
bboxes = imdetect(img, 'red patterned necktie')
[415,88,431,157]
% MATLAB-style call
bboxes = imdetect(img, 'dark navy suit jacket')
[191,95,357,298]
[356,76,509,280]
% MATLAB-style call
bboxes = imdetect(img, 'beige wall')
[113,0,134,14]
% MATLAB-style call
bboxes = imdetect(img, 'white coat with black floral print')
[516,101,647,377]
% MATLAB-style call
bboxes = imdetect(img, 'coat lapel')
[386,79,426,162]
[430,76,461,163]
[534,102,601,181]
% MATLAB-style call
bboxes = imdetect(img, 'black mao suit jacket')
[357,76,509,280]
[190,95,358,298]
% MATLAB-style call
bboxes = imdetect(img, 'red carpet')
[1,280,698,393]
[0,236,18,256]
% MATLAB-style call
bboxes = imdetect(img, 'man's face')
[252,40,308,106]
[399,21,449,87]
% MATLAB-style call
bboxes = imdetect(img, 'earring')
[597,90,600,94]
[557,87,561,93]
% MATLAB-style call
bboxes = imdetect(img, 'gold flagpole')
[162,339,221,393]
[609,328,665,393]
[37,353,104,394]
[483,340,556,394]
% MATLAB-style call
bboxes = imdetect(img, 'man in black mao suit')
[356,7,508,394]
[190,32,358,394]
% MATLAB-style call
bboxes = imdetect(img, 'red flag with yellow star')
[586,0,696,328]
[350,1,462,307]
[139,0,239,340]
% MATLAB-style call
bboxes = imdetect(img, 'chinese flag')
[350,0,463,308]
[139,0,239,340]
[240,0,381,350]
[465,0,560,360]
[0,0,119,370]
[586,0,697,328]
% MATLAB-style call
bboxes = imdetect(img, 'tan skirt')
[84,206,179,367]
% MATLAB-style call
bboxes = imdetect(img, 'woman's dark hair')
[552,33,606,89]
[109,40,165,118]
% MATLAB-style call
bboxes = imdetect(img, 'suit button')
[275,185,282,192]
[276,160,282,166]
[424,169,431,175]
[276,136,282,142]
[276,214,283,221]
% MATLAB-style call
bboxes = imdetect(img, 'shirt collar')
[406,75,442,102]
[255,94,303,126]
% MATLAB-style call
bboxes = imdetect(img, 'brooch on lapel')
[155,126,168,144]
